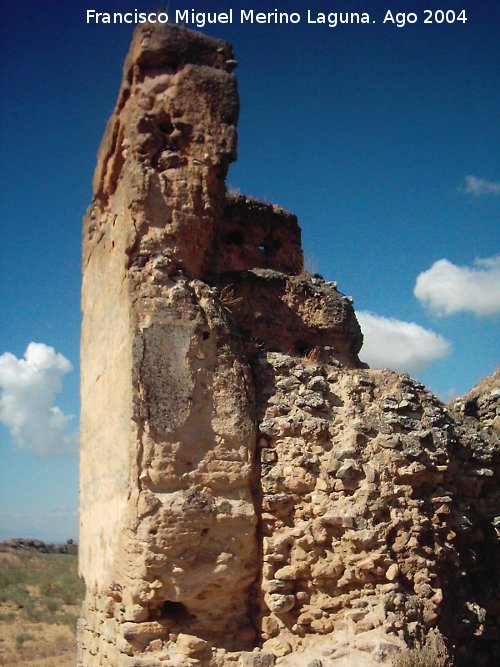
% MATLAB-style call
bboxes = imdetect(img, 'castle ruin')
[79,24,499,667]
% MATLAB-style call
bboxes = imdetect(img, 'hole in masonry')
[157,115,174,135]
[464,399,479,419]
[224,229,245,245]
[202,331,210,340]
[160,601,194,622]
[201,528,209,536]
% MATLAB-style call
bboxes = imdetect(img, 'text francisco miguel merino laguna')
[86,8,375,28]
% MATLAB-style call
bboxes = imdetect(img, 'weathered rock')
[80,23,258,666]
[449,369,499,434]
[217,269,363,367]
[79,22,499,667]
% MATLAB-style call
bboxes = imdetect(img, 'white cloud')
[464,175,500,196]
[414,256,500,316]
[0,342,77,456]
[357,311,451,373]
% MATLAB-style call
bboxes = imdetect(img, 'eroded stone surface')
[449,370,499,435]
[79,23,499,667]
[252,357,499,666]
[80,24,259,665]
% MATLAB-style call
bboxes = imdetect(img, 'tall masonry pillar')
[79,24,259,666]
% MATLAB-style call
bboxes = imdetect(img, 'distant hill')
[0,538,78,555]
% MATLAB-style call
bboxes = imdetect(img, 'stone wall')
[79,23,499,667]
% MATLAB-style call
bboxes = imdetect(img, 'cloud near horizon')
[357,311,451,373]
[414,256,500,317]
[0,342,77,456]
[463,175,500,196]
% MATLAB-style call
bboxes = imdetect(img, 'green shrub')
[40,580,63,597]
[44,596,61,612]
[59,611,79,632]
[0,611,15,621]
[15,632,34,649]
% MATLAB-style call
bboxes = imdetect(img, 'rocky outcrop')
[79,23,499,667]
[449,370,499,435]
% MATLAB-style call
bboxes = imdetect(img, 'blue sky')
[0,0,498,541]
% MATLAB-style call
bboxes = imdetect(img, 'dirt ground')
[0,610,76,666]
[0,547,81,666]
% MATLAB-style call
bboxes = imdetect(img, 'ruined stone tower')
[79,24,499,667]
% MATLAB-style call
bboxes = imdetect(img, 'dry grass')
[393,633,450,667]
[219,283,242,307]
[303,253,319,276]
[0,547,83,666]
[302,346,321,366]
